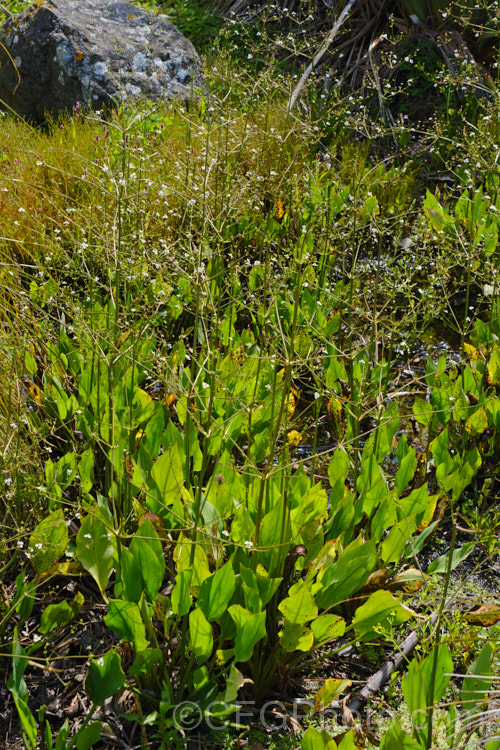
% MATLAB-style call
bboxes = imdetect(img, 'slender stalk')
[426,507,457,749]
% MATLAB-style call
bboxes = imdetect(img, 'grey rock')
[0,0,202,123]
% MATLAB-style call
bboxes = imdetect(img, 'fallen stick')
[348,611,438,714]
[287,0,358,113]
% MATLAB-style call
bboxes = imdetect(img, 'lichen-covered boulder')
[0,0,202,123]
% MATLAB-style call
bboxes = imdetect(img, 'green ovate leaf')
[279,624,314,652]
[130,521,165,603]
[460,642,494,716]
[8,638,29,702]
[129,648,162,678]
[54,720,71,750]
[39,591,84,634]
[278,585,318,625]
[353,590,414,641]
[79,449,95,494]
[301,725,337,749]
[395,448,417,497]
[231,609,267,663]
[104,599,149,651]
[379,721,425,749]
[198,561,236,622]
[316,539,377,610]
[171,569,193,616]
[85,650,126,706]
[151,443,184,508]
[12,697,37,750]
[29,509,68,575]
[115,546,142,602]
[427,542,475,574]
[75,721,102,750]
[401,644,453,745]
[311,614,346,645]
[175,534,210,596]
[337,731,361,749]
[8,636,37,749]
[75,508,117,598]
[189,607,214,664]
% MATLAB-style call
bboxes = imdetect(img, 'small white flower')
[244,540,253,550]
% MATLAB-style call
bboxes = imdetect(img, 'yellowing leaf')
[284,430,303,449]
[165,392,176,407]
[174,534,210,596]
[27,382,43,403]
[425,208,444,231]
[465,407,488,438]
[275,198,286,222]
[326,396,345,441]
[487,347,500,385]
[314,678,352,713]
[464,342,481,361]
[417,492,439,531]
[39,561,86,581]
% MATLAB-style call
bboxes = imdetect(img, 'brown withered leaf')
[388,568,429,593]
[465,602,500,627]
[350,569,388,601]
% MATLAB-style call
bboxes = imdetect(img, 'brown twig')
[347,611,438,714]
[287,0,359,113]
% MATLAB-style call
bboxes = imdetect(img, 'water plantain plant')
[0,47,498,747]
[8,286,500,747]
